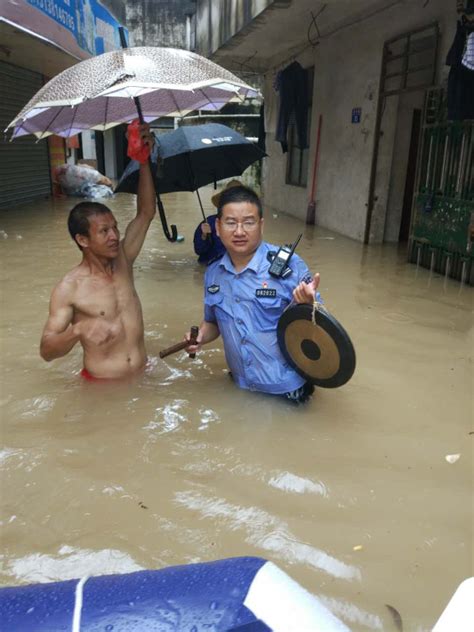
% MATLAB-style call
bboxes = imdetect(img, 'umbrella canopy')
[116,123,266,195]
[6,48,258,139]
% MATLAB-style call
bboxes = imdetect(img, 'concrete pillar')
[103,128,117,179]
[81,131,97,161]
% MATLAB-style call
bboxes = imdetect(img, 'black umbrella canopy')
[116,123,266,195]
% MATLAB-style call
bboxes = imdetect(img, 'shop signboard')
[1,0,127,60]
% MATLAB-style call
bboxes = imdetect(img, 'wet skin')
[40,125,156,378]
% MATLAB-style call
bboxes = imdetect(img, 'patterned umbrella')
[5,42,258,242]
[5,47,258,140]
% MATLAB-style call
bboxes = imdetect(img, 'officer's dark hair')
[217,186,263,218]
[68,201,112,250]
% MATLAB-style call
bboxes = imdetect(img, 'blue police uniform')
[203,241,313,395]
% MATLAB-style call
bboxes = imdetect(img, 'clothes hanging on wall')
[446,21,474,121]
[462,31,474,69]
[275,61,309,153]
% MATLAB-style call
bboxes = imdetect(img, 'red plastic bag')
[127,119,150,164]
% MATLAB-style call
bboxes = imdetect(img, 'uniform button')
[237,318,244,325]
[247,359,252,366]
[235,297,240,303]
[241,339,246,345]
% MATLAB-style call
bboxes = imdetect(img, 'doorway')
[399,108,422,241]
[364,22,439,244]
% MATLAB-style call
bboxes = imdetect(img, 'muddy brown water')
[0,188,472,631]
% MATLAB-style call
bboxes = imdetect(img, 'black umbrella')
[115,123,266,221]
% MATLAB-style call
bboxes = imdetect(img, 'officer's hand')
[293,272,320,304]
[184,328,203,354]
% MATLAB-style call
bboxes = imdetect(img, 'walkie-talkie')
[268,233,302,278]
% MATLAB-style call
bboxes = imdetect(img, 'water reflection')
[174,490,361,581]
[7,546,143,584]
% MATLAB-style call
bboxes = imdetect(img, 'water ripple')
[319,596,383,630]
[145,399,189,435]
[174,490,360,582]
[198,408,220,430]
[268,471,328,497]
[10,395,57,421]
[7,545,143,584]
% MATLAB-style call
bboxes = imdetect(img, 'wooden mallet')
[159,326,199,359]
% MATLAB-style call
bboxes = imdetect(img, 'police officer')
[185,186,320,403]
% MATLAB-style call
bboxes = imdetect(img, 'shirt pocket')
[253,297,283,332]
[205,293,232,322]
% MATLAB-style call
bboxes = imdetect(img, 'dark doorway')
[115,124,130,178]
[399,108,422,242]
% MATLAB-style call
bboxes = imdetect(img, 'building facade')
[194,0,473,282]
[0,1,126,209]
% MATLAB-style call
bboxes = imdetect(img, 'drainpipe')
[186,14,192,50]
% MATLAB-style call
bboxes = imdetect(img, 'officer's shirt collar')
[218,241,267,275]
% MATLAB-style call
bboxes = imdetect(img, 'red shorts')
[80,368,107,382]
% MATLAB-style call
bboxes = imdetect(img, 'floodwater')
[0,187,472,631]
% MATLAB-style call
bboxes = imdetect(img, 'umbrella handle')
[156,194,178,242]
[119,26,178,243]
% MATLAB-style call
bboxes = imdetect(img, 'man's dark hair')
[68,201,112,250]
[217,186,263,218]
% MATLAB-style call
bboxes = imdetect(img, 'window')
[286,67,314,188]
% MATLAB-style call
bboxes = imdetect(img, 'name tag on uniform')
[256,288,277,298]
[207,284,220,294]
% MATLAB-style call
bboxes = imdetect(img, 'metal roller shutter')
[0,61,51,209]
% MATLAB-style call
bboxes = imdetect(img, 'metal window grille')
[409,88,474,284]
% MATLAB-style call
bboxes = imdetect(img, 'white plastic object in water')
[432,577,474,632]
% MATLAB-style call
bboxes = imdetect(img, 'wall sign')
[352,107,362,124]
[3,0,128,61]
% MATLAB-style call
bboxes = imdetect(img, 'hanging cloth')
[275,61,309,153]
[462,32,474,69]
[446,21,474,121]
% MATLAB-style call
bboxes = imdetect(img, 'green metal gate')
[409,88,474,284]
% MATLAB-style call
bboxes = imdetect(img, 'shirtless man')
[40,125,156,379]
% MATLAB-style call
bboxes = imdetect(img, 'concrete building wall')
[125,0,196,48]
[100,0,126,24]
[260,0,455,242]
[195,0,275,56]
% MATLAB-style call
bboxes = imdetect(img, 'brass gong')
[277,304,356,388]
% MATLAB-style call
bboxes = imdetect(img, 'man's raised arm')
[123,125,157,263]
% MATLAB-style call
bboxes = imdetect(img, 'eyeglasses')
[220,219,261,232]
